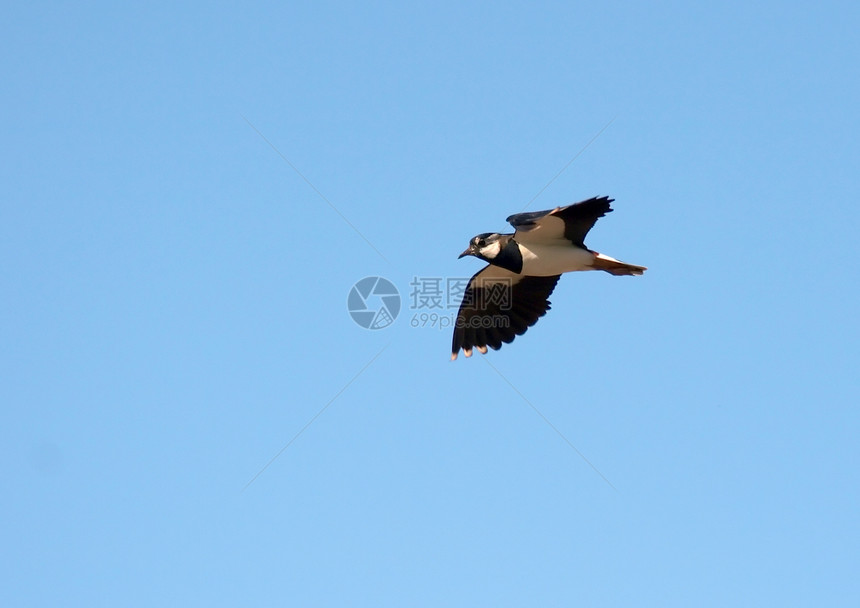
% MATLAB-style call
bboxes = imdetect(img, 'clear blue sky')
[3,2,858,606]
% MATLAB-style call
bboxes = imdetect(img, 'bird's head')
[459,233,503,261]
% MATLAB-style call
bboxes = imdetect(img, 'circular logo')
[347,276,401,330]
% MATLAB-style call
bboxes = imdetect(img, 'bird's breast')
[517,243,595,276]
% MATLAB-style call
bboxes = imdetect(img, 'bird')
[451,196,646,360]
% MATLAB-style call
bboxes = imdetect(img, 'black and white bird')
[451,196,646,360]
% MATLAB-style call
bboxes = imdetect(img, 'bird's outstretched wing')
[451,265,560,360]
[507,196,613,248]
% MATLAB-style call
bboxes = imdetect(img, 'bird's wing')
[507,196,614,248]
[451,264,561,360]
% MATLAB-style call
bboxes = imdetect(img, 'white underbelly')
[518,242,595,276]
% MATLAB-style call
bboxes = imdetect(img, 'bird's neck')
[488,237,523,274]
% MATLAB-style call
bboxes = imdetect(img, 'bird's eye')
[477,239,486,248]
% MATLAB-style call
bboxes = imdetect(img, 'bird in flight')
[451,196,646,360]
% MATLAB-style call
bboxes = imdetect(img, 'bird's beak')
[458,248,472,259]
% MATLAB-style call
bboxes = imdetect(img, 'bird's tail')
[591,252,647,276]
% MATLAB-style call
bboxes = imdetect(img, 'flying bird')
[451,196,646,360]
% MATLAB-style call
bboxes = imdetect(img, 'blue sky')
[2,1,859,606]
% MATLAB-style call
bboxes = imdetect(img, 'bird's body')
[515,241,596,276]
[451,196,646,360]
